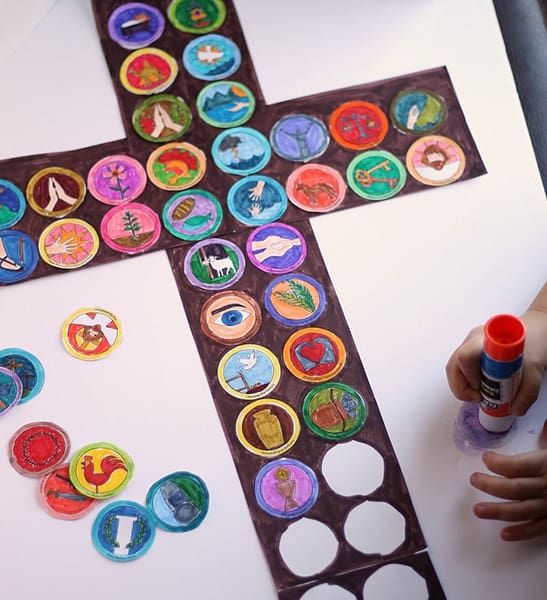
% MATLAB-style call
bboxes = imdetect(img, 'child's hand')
[445,308,547,416]
[470,422,547,541]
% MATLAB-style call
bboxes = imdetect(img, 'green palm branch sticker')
[273,279,316,313]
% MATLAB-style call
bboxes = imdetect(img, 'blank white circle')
[344,501,406,555]
[279,518,339,577]
[363,563,428,599]
[322,441,384,496]
[301,583,356,599]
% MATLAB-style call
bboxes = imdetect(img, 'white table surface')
[0,1,546,598]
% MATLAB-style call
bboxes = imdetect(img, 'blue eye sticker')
[200,290,262,345]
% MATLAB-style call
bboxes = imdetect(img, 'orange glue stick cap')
[483,314,526,362]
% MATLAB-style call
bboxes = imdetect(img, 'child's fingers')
[539,420,547,450]
[482,450,547,478]
[470,472,546,500]
[473,498,547,521]
[446,343,482,402]
[512,362,544,416]
[500,517,547,541]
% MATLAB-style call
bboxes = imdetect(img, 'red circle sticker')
[286,164,346,213]
[38,463,96,520]
[329,101,388,150]
[9,422,70,477]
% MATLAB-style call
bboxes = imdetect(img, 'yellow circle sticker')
[283,327,347,383]
[217,344,281,401]
[26,167,86,218]
[69,442,134,500]
[235,398,300,458]
[38,218,99,269]
[61,307,123,361]
[119,48,178,95]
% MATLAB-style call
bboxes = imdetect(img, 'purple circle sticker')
[108,3,165,50]
[0,367,23,417]
[88,155,147,206]
[183,238,246,291]
[100,202,161,255]
[246,223,307,274]
[254,458,319,519]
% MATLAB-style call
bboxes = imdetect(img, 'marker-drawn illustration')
[286,163,346,213]
[163,189,223,241]
[228,175,287,226]
[330,101,388,150]
[120,48,178,95]
[197,81,255,127]
[390,88,447,134]
[26,167,86,218]
[0,231,38,284]
[406,135,466,186]
[39,219,99,269]
[167,0,227,34]
[132,94,192,142]
[101,202,161,254]
[246,223,307,274]
[0,367,22,416]
[184,238,245,290]
[347,150,407,201]
[212,127,271,175]
[183,33,241,80]
[200,290,261,344]
[270,115,329,162]
[39,463,96,520]
[62,307,122,360]
[0,179,26,230]
[88,155,147,205]
[147,142,206,190]
[0,348,44,404]
[108,2,165,50]
[265,273,326,327]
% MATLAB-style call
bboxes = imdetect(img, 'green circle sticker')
[346,150,406,201]
[162,189,223,241]
[167,0,226,34]
[302,383,367,440]
[132,94,192,143]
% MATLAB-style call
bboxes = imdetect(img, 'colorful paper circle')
[132,94,192,143]
[167,0,226,34]
[9,422,70,477]
[183,34,241,80]
[108,3,165,49]
[147,142,206,191]
[38,463,96,520]
[0,367,22,416]
[346,150,407,201]
[254,458,319,519]
[146,471,209,532]
[26,167,86,218]
[283,327,346,383]
[405,135,466,186]
[227,176,287,226]
[218,344,281,401]
[389,88,447,135]
[0,348,45,405]
[92,500,155,561]
[0,230,39,284]
[286,163,346,212]
[236,399,300,457]
[270,115,329,162]
[38,219,99,270]
[87,155,147,206]
[211,127,271,175]
[330,101,388,150]
[264,273,326,327]
[302,383,367,440]
[101,202,161,255]
[200,290,262,344]
[246,223,307,274]
[0,179,26,230]
[183,238,245,291]
[70,442,134,500]
[61,307,123,361]
[162,189,222,241]
[119,48,178,95]
[196,81,256,128]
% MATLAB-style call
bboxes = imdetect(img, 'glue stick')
[478,314,526,433]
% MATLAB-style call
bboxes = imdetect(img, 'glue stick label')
[479,354,522,417]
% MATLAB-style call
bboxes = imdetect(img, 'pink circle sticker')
[88,155,147,206]
[100,202,161,255]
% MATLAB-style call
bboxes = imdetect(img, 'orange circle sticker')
[329,101,388,151]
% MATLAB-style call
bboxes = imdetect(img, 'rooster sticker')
[70,443,134,500]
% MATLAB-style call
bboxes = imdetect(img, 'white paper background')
[0,1,546,599]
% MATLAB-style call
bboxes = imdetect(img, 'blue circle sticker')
[183,34,241,81]
[0,367,22,417]
[0,348,44,405]
[270,115,329,162]
[146,471,209,532]
[108,3,165,50]
[246,223,307,275]
[196,81,256,128]
[254,458,319,519]
[227,176,287,227]
[264,273,326,327]
[92,500,156,562]
[212,127,271,176]
[0,231,39,284]
[0,180,26,230]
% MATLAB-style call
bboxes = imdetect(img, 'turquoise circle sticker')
[162,189,223,241]
[212,127,271,176]
[197,81,256,128]
[146,471,209,532]
[346,150,407,201]
[183,34,241,81]
[0,180,26,230]
[227,176,287,226]
[0,348,44,405]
